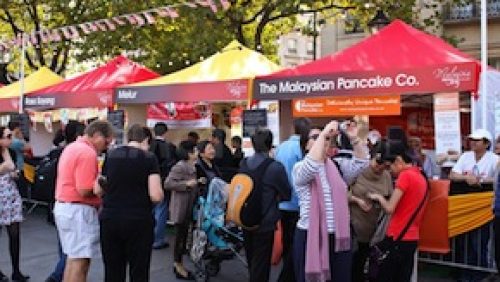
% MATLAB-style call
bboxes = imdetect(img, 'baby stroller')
[190,177,246,282]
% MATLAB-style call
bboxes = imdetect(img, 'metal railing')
[443,0,500,22]
[419,222,497,274]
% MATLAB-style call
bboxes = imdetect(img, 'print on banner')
[147,102,212,128]
[254,64,476,100]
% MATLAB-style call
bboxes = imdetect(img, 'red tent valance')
[24,55,159,109]
[254,20,480,100]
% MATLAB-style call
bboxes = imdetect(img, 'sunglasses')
[309,134,330,141]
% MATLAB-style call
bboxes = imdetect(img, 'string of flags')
[0,0,230,51]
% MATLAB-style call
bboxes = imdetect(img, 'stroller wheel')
[194,269,209,282]
[206,261,221,277]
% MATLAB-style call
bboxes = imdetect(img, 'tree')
[0,0,455,82]
[0,0,95,82]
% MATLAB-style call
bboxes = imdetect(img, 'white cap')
[468,129,493,143]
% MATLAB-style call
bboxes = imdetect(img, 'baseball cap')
[468,129,493,143]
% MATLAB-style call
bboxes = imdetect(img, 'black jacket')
[243,153,291,233]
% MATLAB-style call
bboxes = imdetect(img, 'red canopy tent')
[253,20,480,100]
[24,55,159,109]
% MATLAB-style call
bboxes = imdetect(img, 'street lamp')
[310,11,326,60]
[368,10,390,34]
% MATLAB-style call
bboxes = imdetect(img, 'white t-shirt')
[452,151,499,178]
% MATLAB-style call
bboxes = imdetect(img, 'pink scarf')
[305,158,351,282]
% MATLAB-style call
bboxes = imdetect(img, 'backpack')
[226,157,274,230]
[33,147,64,202]
[150,139,177,181]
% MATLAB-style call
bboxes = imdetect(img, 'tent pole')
[480,0,487,129]
[18,33,26,114]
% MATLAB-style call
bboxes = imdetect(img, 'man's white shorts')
[54,202,100,259]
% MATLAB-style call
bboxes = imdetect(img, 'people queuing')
[240,129,291,282]
[95,124,164,282]
[408,136,439,178]
[274,117,311,282]
[164,140,201,280]
[53,120,114,282]
[349,154,393,282]
[0,126,29,282]
[150,122,178,250]
[196,140,221,193]
[367,143,429,281]
[292,121,353,282]
[6,116,498,282]
[212,129,238,182]
[45,120,86,282]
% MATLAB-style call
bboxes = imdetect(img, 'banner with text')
[24,90,113,109]
[116,79,249,104]
[146,102,212,129]
[292,95,400,117]
[434,93,461,155]
[254,63,478,100]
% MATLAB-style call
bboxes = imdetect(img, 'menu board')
[107,110,125,144]
[242,109,267,137]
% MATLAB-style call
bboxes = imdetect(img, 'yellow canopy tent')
[116,40,280,103]
[0,67,63,113]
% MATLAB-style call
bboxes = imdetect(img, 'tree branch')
[28,0,47,66]
[56,46,70,75]
[50,48,62,70]
[267,3,355,22]
[241,2,272,24]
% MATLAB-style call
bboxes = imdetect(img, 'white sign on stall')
[434,93,461,155]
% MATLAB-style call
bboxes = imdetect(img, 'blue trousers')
[153,197,168,247]
[293,228,352,282]
[48,231,66,282]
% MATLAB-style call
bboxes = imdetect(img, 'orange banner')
[292,95,401,117]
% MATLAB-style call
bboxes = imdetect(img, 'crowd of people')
[1,116,500,282]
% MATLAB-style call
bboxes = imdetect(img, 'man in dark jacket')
[150,122,177,249]
[212,129,237,182]
[241,129,291,282]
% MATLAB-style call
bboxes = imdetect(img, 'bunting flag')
[219,0,230,10]
[104,19,117,31]
[79,23,92,34]
[95,20,108,31]
[196,0,218,13]
[143,12,156,24]
[0,1,231,51]
[113,16,127,26]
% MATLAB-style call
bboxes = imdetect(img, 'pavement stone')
[0,207,457,281]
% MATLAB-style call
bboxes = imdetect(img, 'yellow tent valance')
[0,67,63,98]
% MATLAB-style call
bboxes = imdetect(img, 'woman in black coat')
[196,140,222,191]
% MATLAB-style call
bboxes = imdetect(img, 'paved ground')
[0,206,460,281]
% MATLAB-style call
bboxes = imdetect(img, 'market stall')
[253,20,492,255]
[116,40,280,144]
[0,67,63,113]
[23,55,159,154]
[24,55,159,110]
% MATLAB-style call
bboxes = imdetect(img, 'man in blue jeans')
[274,118,311,282]
[150,123,177,249]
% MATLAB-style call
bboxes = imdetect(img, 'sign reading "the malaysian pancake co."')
[253,63,478,100]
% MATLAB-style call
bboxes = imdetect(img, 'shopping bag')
[271,220,283,265]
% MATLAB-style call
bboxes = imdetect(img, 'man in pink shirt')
[53,120,113,282]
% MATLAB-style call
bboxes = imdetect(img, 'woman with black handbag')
[367,144,429,282]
